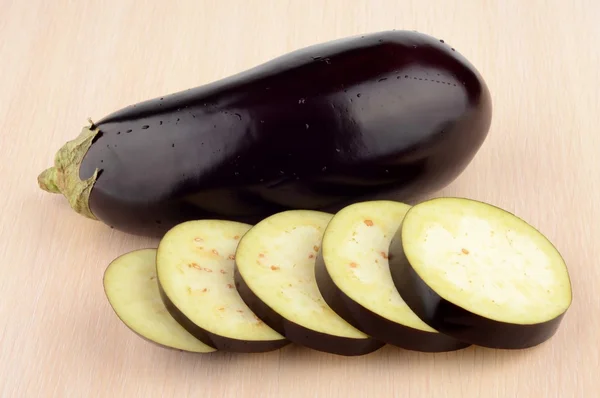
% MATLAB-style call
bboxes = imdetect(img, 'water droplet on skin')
[159,121,163,125]
[451,48,455,51]
[127,129,132,133]
[322,166,327,171]
[357,93,361,97]
[298,98,305,104]
[214,125,217,128]
[117,131,121,135]
[413,45,417,49]
[305,124,309,129]
[324,58,331,64]
[142,125,149,129]
[405,75,408,78]
[378,78,387,82]
[234,172,239,176]
[100,160,103,163]
[335,148,341,153]
[440,39,445,43]
[260,120,264,123]
[172,143,175,147]
[235,113,242,120]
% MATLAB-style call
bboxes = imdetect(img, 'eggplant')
[315,200,470,352]
[38,30,492,237]
[234,210,384,356]
[388,197,573,349]
[103,248,216,353]
[155,219,290,353]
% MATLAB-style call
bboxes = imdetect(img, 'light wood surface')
[1,0,598,397]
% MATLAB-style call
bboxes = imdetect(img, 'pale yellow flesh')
[103,249,215,353]
[235,210,368,339]
[156,220,284,342]
[322,201,437,333]
[402,197,572,325]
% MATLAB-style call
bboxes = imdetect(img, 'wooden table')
[1,0,598,396]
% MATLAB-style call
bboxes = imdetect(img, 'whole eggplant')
[38,30,492,237]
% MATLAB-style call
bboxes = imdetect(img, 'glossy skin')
[80,30,492,236]
[234,264,385,356]
[314,253,470,352]
[388,230,566,350]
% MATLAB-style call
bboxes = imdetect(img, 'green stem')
[38,167,61,193]
[37,123,101,220]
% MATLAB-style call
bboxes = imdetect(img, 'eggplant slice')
[315,201,469,352]
[156,220,289,353]
[103,248,216,353]
[234,210,384,356]
[389,197,573,349]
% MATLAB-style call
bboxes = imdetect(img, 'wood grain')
[1,0,598,397]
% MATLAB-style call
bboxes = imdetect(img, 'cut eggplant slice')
[389,197,573,349]
[156,220,289,353]
[103,248,215,353]
[234,210,384,356]
[315,201,470,352]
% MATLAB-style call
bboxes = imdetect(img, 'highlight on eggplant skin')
[387,197,573,350]
[37,29,492,237]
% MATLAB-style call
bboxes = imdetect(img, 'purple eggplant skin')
[387,233,566,350]
[157,282,291,353]
[314,253,471,352]
[70,30,492,236]
[233,263,385,356]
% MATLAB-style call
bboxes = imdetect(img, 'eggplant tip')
[38,167,60,193]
